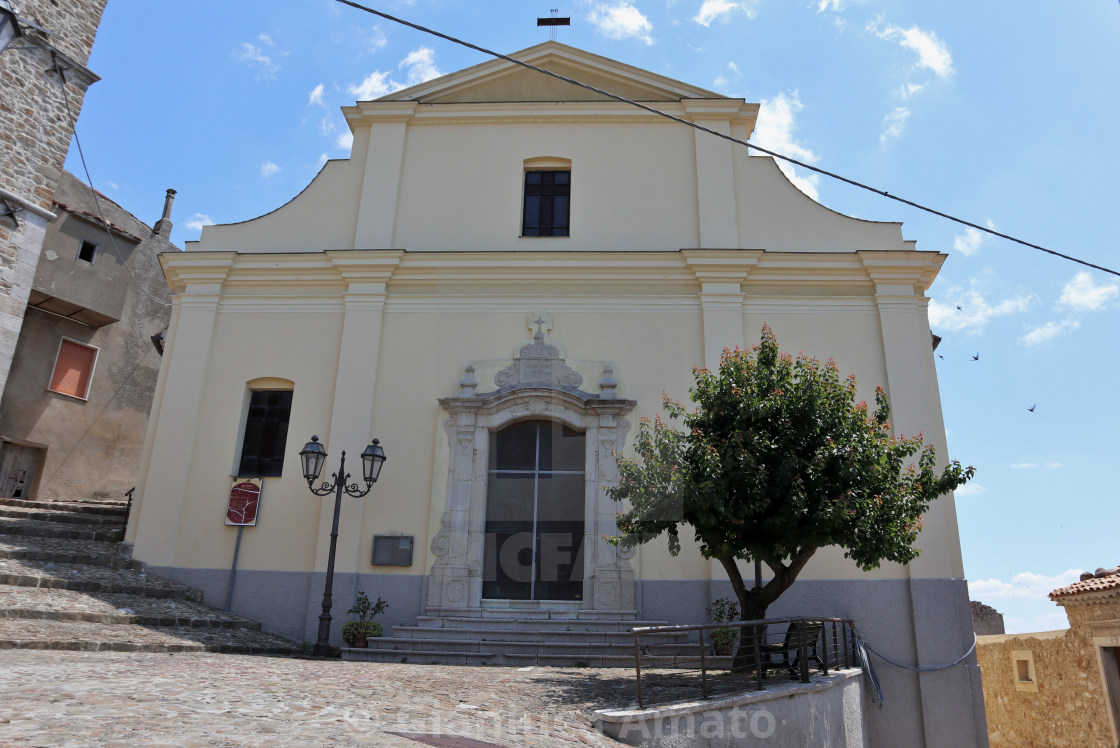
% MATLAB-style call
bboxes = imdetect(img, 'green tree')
[608,325,973,623]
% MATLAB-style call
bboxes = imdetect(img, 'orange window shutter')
[49,341,96,398]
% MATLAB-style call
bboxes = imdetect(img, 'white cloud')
[105,180,119,190]
[259,161,281,178]
[817,0,865,11]
[952,219,997,256]
[713,61,741,90]
[349,70,394,100]
[867,17,954,78]
[1058,271,1119,311]
[694,0,754,27]
[1010,462,1037,469]
[1045,461,1064,469]
[318,118,336,137]
[399,47,441,86]
[587,3,654,44]
[347,47,442,101]
[753,91,821,200]
[969,569,1084,602]
[928,281,1034,333]
[308,83,325,106]
[337,130,354,150]
[1021,318,1080,347]
[184,213,215,232]
[367,26,388,52]
[234,35,285,80]
[954,483,986,497]
[316,153,329,169]
[899,82,925,98]
[879,106,910,144]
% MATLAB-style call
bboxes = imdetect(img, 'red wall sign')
[225,478,262,526]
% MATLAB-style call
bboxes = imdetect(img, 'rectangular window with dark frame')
[238,390,293,478]
[522,170,570,237]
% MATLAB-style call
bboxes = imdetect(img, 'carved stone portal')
[427,322,636,615]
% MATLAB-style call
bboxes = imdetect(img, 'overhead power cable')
[335,0,1119,279]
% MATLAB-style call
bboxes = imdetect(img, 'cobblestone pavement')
[0,650,637,747]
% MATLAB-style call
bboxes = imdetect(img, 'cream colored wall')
[133,48,960,588]
[132,246,956,588]
[393,121,701,252]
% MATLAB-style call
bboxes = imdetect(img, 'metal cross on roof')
[537,10,570,41]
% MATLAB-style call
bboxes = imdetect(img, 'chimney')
[153,188,176,239]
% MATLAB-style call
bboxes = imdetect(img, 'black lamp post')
[299,434,386,657]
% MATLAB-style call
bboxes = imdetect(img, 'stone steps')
[365,636,707,657]
[391,624,689,644]
[0,497,129,516]
[0,498,298,656]
[0,506,126,526]
[0,517,122,542]
[414,615,668,633]
[344,645,729,669]
[0,588,263,629]
[0,533,142,570]
[0,619,299,654]
[0,557,203,599]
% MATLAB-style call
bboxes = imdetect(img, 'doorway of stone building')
[0,440,45,499]
[1101,646,1120,747]
[482,420,585,602]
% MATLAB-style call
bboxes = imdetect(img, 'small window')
[78,240,97,263]
[48,339,98,400]
[522,170,570,237]
[237,390,293,478]
[1012,650,1038,692]
[372,535,414,566]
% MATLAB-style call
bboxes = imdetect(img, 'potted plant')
[341,591,389,648]
[707,597,740,656]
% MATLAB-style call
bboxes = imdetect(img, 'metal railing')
[629,616,857,708]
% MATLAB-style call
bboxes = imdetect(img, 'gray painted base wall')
[149,566,425,647]
[151,568,985,748]
[640,577,987,748]
[597,670,868,748]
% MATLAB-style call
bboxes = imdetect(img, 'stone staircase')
[0,497,300,655]
[343,608,729,668]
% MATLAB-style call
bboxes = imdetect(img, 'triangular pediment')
[377,41,724,104]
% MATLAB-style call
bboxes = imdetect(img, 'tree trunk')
[719,546,817,673]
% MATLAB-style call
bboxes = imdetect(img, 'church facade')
[127,43,985,746]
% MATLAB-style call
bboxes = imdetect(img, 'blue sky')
[66,1,1119,634]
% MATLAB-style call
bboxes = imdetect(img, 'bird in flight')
[956,305,963,311]
[970,352,980,361]
[1028,404,1036,412]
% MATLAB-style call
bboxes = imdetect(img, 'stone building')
[128,42,986,746]
[977,566,1120,747]
[0,0,106,401]
[972,600,1006,636]
[0,171,176,501]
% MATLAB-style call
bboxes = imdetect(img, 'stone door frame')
[427,386,636,615]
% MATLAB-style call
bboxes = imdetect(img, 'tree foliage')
[608,325,973,620]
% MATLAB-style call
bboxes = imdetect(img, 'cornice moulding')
[160,248,943,297]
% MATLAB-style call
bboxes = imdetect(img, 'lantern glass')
[300,435,328,482]
[361,439,386,484]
